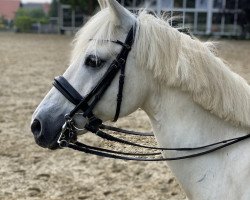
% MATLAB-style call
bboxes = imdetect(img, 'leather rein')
[53,25,250,161]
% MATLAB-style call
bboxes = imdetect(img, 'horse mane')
[72,9,250,129]
[135,12,250,128]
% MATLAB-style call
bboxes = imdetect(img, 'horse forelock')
[71,9,118,66]
[72,9,250,129]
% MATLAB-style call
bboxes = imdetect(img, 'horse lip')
[48,131,61,150]
[48,143,60,150]
[35,135,49,148]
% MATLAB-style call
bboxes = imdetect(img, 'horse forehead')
[85,40,122,58]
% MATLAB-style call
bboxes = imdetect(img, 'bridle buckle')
[119,58,126,65]
[57,116,78,148]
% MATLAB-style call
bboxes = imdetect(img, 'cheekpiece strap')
[113,25,137,121]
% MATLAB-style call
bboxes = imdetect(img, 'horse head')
[31,0,150,149]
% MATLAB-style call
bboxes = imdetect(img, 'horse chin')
[34,130,61,150]
[47,139,60,150]
[48,142,60,150]
[47,131,61,150]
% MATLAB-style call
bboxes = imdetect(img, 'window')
[174,0,183,8]
[226,0,236,9]
[238,0,246,9]
[186,0,195,8]
[162,0,173,8]
[213,0,223,8]
[185,12,195,31]
[197,12,207,32]
[212,13,222,32]
[196,0,208,9]
[137,0,145,6]
[75,7,84,27]
[224,13,235,32]
[123,0,133,7]
[237,13,247,34]
[62,8,72,27]
[225,13,234,24]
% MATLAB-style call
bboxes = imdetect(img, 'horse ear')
[98,0,107,9]
[106,0,135,26]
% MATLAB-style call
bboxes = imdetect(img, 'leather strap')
[68,133,250,161]
[112,26,136,121]
[53,76,83,105]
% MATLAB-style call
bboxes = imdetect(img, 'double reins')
[69,131,250,161]
[53,25,250,161]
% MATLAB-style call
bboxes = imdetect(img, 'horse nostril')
[31,119,42,137]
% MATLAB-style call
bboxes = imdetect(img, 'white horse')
[31,0,250,199]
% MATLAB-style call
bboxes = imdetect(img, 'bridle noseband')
[53,24,250,161]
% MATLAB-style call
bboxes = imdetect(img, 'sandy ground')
[0,32,250,200]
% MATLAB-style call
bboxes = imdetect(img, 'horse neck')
[142,85,250,200]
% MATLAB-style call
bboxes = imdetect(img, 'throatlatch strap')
[113,63,126,121]
[113,26,136,121]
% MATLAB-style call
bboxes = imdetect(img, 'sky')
[21,0,52,3]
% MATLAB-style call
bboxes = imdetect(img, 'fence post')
[206,0,213,35]
[156,0,162,15]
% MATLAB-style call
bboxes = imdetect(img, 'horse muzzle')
[31,109,65,149]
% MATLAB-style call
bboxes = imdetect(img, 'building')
[58,3,89,34]
[57,0,248,37]
[118,0,247,37]
[0,0,20,21]
[22,3,50,15]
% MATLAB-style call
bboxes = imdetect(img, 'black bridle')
[53,25,250,161]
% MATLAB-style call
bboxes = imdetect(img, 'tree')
[14,8,49,32]
[14,15,33,32]
[29,9,47,19]
[49,0,59,17]
[60,0,99,15]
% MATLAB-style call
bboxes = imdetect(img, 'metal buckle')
[119,58,126,65]
[57,116,78,148]
[122,43,131,50]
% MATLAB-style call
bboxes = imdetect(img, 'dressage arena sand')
[1,32,250,200]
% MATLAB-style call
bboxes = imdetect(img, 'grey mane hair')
[135,11,250,128]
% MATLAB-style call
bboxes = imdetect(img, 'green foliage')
[29,9,47,19]
[60,0,99,14]
[49,0,59,17]
[0,17,5,29]
[14,15,33,32]
[14,8,49,32]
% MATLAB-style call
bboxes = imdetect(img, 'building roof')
[22,3,50,14]
[0,0,20,20]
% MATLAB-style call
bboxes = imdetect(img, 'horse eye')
[85,55,103,68]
